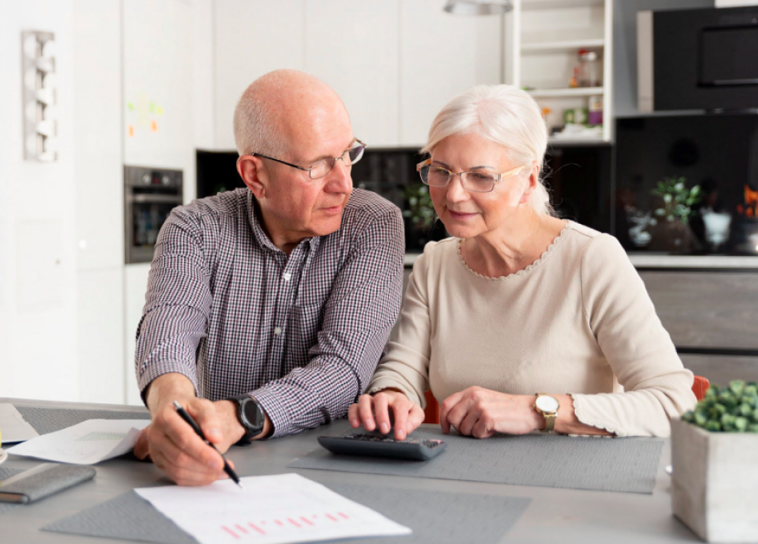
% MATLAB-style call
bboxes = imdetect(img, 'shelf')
[521,0,604,10]
[521,39,605,53]
[526,87,604,98]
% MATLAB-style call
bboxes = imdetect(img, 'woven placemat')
[15,406,149,436]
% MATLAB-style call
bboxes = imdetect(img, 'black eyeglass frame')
[252,139,367,180]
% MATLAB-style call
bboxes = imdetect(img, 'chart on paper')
[135,473,411,544]
[219,510,356,540]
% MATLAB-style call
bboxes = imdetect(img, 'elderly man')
[133,70,404,485]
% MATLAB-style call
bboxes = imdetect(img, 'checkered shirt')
[135,188,405,438]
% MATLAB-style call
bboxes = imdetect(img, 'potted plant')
[649,177,702,251]
[403,183,446,251]
[671,380,758,542]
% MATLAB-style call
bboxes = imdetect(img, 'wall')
[612,0,714,118]
[0,0,79,401]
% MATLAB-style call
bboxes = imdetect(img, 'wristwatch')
[229,394,265,444]
[534,393,560,433]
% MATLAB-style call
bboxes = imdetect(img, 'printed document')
[0,404,39,443]
[7,419,149,465]
[135,473,412,544]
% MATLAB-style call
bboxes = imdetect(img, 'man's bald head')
[233,70,349,159]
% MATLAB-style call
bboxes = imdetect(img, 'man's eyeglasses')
[416,158,527,193]
[253,139,366,180]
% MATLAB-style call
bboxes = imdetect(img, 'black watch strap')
[230,394,265,444]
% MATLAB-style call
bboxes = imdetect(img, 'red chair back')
[422,375,710,424]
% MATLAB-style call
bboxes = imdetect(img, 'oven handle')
[128,194,183,204]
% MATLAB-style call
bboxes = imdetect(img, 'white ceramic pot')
[671,417,758,542]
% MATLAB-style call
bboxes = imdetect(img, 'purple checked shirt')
[135,188,405,438]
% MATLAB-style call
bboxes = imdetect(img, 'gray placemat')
[0,467,27,515]
[42,480,530,544]
[15,406,150,436]
[289,428,664,494]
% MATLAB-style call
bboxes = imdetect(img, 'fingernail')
[380,423,389,433]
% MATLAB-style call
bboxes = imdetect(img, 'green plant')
[651,177,701,224]
[681,380,758,432]
[403,183,436,228]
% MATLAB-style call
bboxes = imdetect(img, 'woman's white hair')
[421,84,553,216]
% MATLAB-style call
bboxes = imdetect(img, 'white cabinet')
[73,0,125,404]
[509,0,613,142]
[214,0,305,151]
[212,0,504,149]
[304,0,399,148]
[399,0,502,146]
[125,263,151,406]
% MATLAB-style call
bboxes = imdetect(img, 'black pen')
[172,401,243,489]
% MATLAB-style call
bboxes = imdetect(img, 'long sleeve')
[366,249,433,408]
[251,208,405,437]
[135,207,215,398]
[571,234,697,437]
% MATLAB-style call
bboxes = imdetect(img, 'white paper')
[136,473,412,544]
[7,419,149,465]
[0,404,40,443]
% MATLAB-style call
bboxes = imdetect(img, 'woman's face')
[429,132,535,240]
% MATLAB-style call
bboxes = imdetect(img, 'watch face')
[536,395,559,413]
[242,398,264,429]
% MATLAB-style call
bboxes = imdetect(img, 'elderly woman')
[348,84,696,440]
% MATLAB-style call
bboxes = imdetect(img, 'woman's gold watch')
[534,393,560,433]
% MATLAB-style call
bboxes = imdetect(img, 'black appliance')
[615,113,758,255]
[124,166,183,264]
[638,6,758,112]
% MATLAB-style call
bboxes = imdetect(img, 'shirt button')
[283,272,291,282]
[274,327,282,336]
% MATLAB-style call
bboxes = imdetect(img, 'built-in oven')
[124,165,183,264]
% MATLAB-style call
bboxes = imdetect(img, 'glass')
[416,158,526,193]
[253,139,366,180]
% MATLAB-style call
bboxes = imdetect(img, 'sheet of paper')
[7,419,149,465]
[0,404,40,443]
[135,473,412,544]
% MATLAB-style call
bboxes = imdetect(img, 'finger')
[151,448,222,486]
[439,391,464,434]
[458,407,481,437]
[133,427,150,459]
[392,398,410,441]
[150,427,222,477]
[472,416,496,439]
[445,398,473,435]
[407,405,426,434]
[189,399,224,444]
[358,395,377,431]
[373,394,392,435]
[159,411,225,472]
[348,403,361,428]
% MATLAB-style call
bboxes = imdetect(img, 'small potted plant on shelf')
[649,177,702,251]
[671,380,758,542]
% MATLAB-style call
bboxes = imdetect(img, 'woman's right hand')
[348,389,425,441]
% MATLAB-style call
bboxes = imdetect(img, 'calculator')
[317,433,447,461]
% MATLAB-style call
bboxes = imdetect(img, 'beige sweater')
[367,222,697,437]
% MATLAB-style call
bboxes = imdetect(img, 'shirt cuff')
[570,393,626,437]
[137,360,199,406]
[249,386,292,439]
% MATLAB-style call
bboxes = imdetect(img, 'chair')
[422,376,710,425]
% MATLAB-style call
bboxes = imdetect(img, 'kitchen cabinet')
[214,0,305,151]
[399,0,502,146]
[508,0,613,142]
[212,0,503,149]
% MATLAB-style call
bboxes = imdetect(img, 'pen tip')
[237,482,244,489]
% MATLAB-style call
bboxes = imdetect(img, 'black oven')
[124,165,183,264]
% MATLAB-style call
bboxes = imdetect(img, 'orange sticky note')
[151,120,158,132]
[128,125,134,137]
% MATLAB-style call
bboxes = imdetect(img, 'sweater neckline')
[456,221,572,282]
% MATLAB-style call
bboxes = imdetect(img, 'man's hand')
[133,374,246,486]
[439,387,542,439]
[348,389,425,441]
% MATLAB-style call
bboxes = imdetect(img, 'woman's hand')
[440,386,542,438]
[348,389,425,441]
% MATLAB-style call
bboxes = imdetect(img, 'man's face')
[256,102,355,245]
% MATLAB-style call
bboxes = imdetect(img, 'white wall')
[0,0,79,401]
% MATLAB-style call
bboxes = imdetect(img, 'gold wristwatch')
[534,393,560,433]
